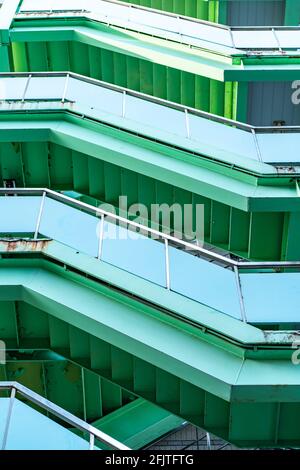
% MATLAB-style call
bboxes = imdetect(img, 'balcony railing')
[0,187,299,325]
[0,72,299,167]
[15,0,300,56]
[0,381,130,450]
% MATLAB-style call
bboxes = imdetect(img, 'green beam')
[93,398,184,449]
[0,268,299,446]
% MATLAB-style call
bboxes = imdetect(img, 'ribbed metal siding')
[227,0,285,26]
[247,81,300,126]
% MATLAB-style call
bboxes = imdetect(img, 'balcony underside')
[0,112,300,261]
[0,251,299,447]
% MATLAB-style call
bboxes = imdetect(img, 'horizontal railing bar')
[1,71,300,134]
[16,0,300,55]
[17,0,231,32]
[0,187,299,269]
[0,381,130,450]
[18,0,300,34]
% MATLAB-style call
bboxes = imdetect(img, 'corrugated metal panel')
[247,81,300,126]
[227,0,285,26]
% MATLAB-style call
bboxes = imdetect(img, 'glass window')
[101,221,166,286]
[0,77,29,101]
[26,77,66,100]
[240,272,300,323]
[257,133,300,163]
[67,77,122,117]
[0,196,41,234]
[189,115,259,162]
[169,246,241,319]
[233,30,277,49]
[126,95,186,138]
[39,197,99,257]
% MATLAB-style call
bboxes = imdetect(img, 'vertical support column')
[224,82,233,119]
[164,239,170,290]
[97,213,105,260]
[1,386,16,450]
[34,191,46,240]
[234,265,247,323]
[89,433,95,450]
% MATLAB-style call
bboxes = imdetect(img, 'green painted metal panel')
[210,200,230,247]
[122,0,218,22]
[69,41,90,76]
[111,346,134,390]
[47,41,70,71]
[88,158,105,201]
[83,369,103,421]
[281,211,300,261]
[90,336,112,378]
[180,381,205,426]
[49,143,73,189]
[11,41,28,72]
[229,207,250,256]
[94,398,184,450]
[156,369,180,415]
[101,379,123,414]
[6,362,45,397]
[104,161,122,205]
[26,42,48,72]
[22,142,50,187]
[44,361,85,419]
[0,142,24,186]
[249,212,284,260]
[72,150,89,195]
[0,260,299,446]
[284,0,300,25]
[121,168,138,209]
[229,402,279,444]
[204,392,230,439]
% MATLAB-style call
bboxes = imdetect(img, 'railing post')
[234,265,247,323]
[1,386,16,450]
[164,238,170,290]
[89,433,95,451]
[251,128,262,162]
[206,432,211,450]
[62,73,70,103]
[34,191,46,240]
[21,74,32,103]
[97,213,105,260]
[122,90,126,118]
[185,109,190,138]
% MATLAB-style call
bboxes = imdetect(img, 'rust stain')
[4,239,51,252]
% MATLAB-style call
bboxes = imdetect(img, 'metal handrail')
[15,0,300,53]
[0,381,130,450]
[17,0,231,32]
[0,71,299,135]
[1,187,299,269]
